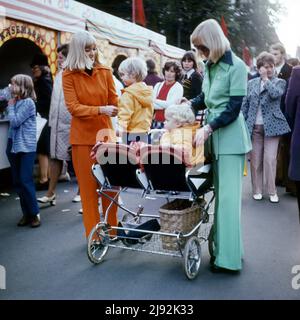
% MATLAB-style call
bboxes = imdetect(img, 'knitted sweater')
[7,98,37,153]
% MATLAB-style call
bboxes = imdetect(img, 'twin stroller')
[87,141,215,280]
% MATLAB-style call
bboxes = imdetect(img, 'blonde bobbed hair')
[11,74,36,100]
[118,57,147,82]
[165,104,195,126]
[63,31,100,71]
[191,19,230,63]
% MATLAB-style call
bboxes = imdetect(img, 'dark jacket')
[182,70,203,100]
[144,73,163,88]
[34,71,53,119]
[278,62,293,113]
[278,62,293,81]
[285,66,300,181]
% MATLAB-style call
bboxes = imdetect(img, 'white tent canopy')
[0,0,85,33]
[0,0,185,59]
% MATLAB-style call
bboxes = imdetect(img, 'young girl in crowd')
[160,104,204,167]
[6,74,41,228]
[152,61,183,129]
[117,57,153,144]
[181,51,203,100]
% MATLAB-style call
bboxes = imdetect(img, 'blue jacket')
[241,77,291,137]
[7,98,37,153]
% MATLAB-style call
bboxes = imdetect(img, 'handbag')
[36,114,47,141]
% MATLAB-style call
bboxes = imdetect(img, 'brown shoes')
[30,215,41,228]
[17,216,31,227]
[17,215,41,228]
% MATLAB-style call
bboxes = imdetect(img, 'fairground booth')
[0,0,185,179]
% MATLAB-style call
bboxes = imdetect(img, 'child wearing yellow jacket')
[160,104,204,167]
[118,57,154,144]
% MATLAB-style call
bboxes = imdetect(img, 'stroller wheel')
[183,236,202,280]
[87,223,109,264]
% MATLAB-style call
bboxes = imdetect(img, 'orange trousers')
[72,145,118,238]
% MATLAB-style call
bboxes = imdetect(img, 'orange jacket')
[62,64,118,145]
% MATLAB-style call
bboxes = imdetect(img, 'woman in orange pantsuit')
[62,31,118,238]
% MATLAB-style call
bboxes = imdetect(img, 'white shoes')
[253,193,279,203]
[72,194,81,203]
[58,172,71,182]
[253,193,262,201]
[269,194,279,203]
[37,194,56,205]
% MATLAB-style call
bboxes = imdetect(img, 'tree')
[230,0,281,57]
[77,0,281,57]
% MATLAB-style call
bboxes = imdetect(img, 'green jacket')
[202,51,252,156]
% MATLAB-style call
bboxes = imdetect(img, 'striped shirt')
[7,98,37,153]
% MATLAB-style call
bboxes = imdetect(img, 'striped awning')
[149,40,185,59]
[0,0,85,33]
[86,19,149,50]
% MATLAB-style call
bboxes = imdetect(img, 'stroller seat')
[139,145,213,199]
[95,142,142,189]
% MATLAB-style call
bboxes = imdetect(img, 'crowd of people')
[1,18,299,274]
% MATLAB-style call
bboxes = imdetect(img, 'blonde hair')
[118,57,147,82]
[165,104,195,126]
[63,31,100,71]
[191,19,230,63]
[270,43,286,56]
[11,74,36,100]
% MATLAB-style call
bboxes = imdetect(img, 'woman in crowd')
[189,19,252,273]
[30,53,53,190]
[181,51,203,100]
[144,59,163,87]
[62,31,118,238]
[242,52,290,203]
[285,66,300,220]
[152,61,183,129]
[38,44,80,206]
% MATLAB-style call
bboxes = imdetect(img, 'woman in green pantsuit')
[186,19,252,272]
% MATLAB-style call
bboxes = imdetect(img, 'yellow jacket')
[118,82,153,133]
[160,122,204,167]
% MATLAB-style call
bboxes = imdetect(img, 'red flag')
[220,16,228,37]
[132,0,146,27]
[243,45,252,67]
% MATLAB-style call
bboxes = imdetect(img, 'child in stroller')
[131,103,205,169]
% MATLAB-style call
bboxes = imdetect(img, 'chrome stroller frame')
[87,143,215,280]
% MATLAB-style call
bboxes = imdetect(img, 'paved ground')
[0,170,299,300]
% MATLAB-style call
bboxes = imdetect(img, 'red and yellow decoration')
[0,18,58,76]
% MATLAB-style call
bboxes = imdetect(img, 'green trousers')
[212,154,245,270]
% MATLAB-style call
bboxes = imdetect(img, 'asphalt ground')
[0,170,299,300]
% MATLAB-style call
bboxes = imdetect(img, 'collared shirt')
[184,68,195,80]
[275,62,285,76]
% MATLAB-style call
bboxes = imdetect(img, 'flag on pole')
[220,16,228,37]
[132,0,146,27]
[242,43,252,67]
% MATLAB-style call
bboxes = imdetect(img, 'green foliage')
[77,0,281,58]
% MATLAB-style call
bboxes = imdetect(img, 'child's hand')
[8,98,16,106]
[90,141,102,160]
[180,97,191,105]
